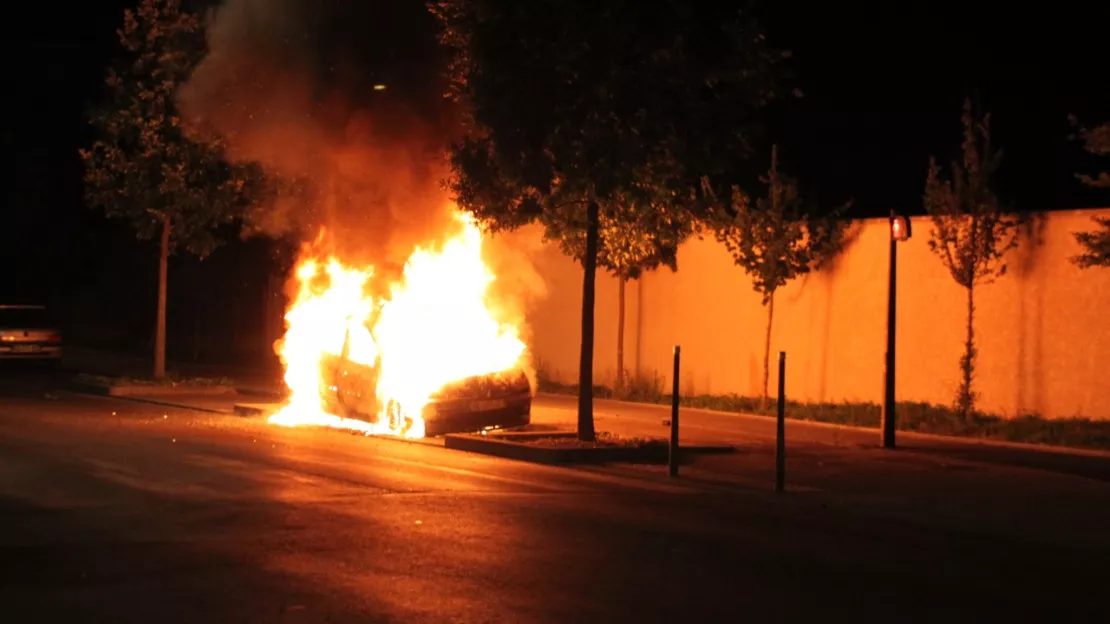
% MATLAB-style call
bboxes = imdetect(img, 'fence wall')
[523,208,1110,420]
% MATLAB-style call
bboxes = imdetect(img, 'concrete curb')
[65,389,232,415]
[444,432,734,466]
[235,386,288,401]
[233,403,277,418]
[70,381,237,398]
[487,431,578,442]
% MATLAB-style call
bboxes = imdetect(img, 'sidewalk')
[530,394,1110,550]
[530,393,1110,481]
[111,379,1110,487]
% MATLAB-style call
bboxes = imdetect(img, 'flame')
[268,210,526,438]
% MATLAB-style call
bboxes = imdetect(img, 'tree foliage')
[80,0,265,258]
[553,199,700,280]
[1072,216,1110,269]
[714,148,845,304]
[81,0,269,378]
[924,99,1019,418]
[924,103,1019,291]
[1072,120,1110,189]
[1070,119,1110,268]
[434,0,788,437]
[713,146,846,405]
[435,0,789,243]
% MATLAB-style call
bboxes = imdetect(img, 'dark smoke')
[179,0,547,355]
[178,0,457,282]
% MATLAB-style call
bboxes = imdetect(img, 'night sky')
[762,1,1110,216]
[4,0,1108,309]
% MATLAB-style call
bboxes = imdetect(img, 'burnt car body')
[319,332,531,437]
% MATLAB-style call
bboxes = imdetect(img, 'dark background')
[2,0,1107,367]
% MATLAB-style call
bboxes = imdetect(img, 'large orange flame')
[268,210,526,438]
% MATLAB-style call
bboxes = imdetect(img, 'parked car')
[320,329,531,437]
[0,305,62,363]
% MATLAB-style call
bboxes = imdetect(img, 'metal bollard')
[775,351,786,493]
[669,345,680,478]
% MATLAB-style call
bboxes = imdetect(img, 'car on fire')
[318,330,532,437]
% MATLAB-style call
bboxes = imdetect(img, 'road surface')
[0,368,1107,623]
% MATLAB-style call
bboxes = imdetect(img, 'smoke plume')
[178,0,546,351]
[178,0,458,284]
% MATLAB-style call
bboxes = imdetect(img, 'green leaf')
[923,99,1020,287]
[82,0,271,258]
[709,146,847,302]
[436,0,788,272]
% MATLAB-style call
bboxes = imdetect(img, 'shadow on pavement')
[0,488,369,622]
[904,440,1110,483]
[0,361,69,398]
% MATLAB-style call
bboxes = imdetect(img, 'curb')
[70,381,237,398]
[236,386,288,401]
[444,432,734,466]
[234,403,278,418]
[66,389,232,415]
[486,431,578,441]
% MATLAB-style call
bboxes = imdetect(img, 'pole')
[154,216,170,379]
[577,200,599,441]
[775,351,786,493]
[882,210,897,449]
[669,345,680,477]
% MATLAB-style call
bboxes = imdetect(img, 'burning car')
[268,213,531,440]
[319,329,531,437]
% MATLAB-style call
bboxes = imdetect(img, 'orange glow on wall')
[527,209,1110,420]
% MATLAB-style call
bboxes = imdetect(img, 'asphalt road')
[0,367,1107,623]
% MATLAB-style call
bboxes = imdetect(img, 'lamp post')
[883,210,911,449]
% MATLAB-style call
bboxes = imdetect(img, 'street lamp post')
[883,210,911,449]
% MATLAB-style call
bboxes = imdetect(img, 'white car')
[0,305,62,362]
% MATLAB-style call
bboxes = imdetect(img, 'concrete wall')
[524,208,1110,420]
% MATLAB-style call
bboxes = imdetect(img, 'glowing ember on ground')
[268,210,526,438]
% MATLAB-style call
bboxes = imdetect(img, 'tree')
[553,200,699,392]
[435,0,786,439]
[81,0,266,378]
[1070,120,1110,268]
[1073,216,1110,268]
[713,146,845,409]
[923,100,1020,419]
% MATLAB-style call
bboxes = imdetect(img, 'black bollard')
[669,345,680,478]
[775,351,786,493]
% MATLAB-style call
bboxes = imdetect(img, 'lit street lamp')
[882,210,911,449]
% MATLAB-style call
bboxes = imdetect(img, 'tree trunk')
[154,217,170,379]
[577,200,599,441]
[192,314,201,362]
[266,272,279,356]
[191,266,202,363]
[761,290,775,410]
[958,284,976,418]
[616,275,626,394]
